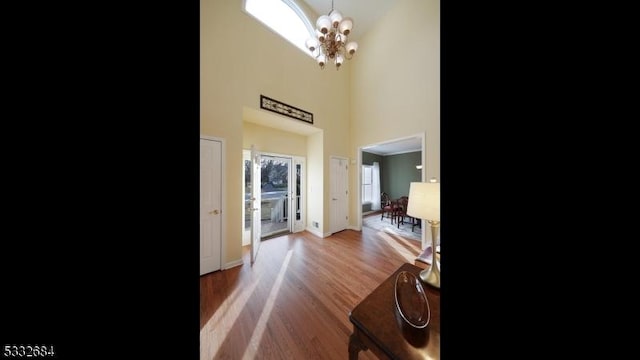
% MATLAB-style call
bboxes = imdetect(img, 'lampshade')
[346,41,358,55]
[339,17,353,35]
[316,15,331,34]
[316,30,326,43]
[406,182,440,221]
[306,38,319,52]
[317,54,326,67]
[329,11,342,27]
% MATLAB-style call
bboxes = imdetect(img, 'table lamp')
[407,182,440,289]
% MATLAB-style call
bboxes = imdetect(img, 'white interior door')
[330,156,349,234]
[200,138,222,275]
[250,145,261,264]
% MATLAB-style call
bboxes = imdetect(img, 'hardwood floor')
[200,226,422,360]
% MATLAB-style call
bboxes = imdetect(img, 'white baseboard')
[223,259,243,270]
[305,227,324,238]
[307,227,359,238]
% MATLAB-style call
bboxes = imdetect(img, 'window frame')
[361,165,373,205]
[243,0,316,58]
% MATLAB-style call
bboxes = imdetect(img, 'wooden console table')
[348,263,440,359]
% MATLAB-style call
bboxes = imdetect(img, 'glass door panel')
[260,155,291,238]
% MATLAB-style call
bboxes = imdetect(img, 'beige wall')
[349,0,440,232]
[306,131,324,236]
[243,122,307,157]
[201,0,351,265]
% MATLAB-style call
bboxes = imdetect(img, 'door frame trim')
[293,156,306,233]
[200,135,226,270]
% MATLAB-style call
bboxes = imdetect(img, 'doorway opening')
[243,150,305,243]
[358,134,426,248]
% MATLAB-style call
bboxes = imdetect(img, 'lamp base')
[419,261,440,289]
[419,220,440,289]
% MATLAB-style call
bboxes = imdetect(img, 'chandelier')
[305,0,358,70]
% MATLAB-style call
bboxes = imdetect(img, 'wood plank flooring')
[200,225,422,360]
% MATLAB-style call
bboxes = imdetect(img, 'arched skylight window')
[245,0,315,57]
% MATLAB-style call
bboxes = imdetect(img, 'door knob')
[209,209,219,215]
[252,208,259,211]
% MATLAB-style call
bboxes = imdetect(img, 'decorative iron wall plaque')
[260,95,313,124]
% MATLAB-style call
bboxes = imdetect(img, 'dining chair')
[380,192,397,223]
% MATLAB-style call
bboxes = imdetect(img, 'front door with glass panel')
[259,155,292,238]
[245,150,305,253]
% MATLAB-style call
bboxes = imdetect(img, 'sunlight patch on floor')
[378,231,418,263]
[242,249,293,360]
[200,271,263,360]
